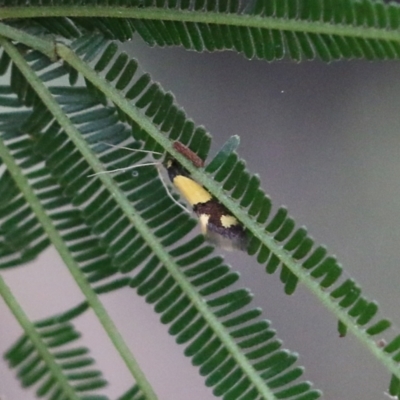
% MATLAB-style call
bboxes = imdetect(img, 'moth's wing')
[202,219,248,251]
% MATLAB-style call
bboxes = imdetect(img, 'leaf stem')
[0,22,56,60]
[0,6,400,43]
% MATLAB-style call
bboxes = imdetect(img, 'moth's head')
[164,157,189,182]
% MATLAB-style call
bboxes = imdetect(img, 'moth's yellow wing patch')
[220,215,239,228]
[172,175,212,206]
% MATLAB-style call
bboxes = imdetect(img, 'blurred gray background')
[2,36,400,400]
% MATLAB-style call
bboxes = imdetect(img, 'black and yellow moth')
[166,144,247,251]
[94,141,247,251]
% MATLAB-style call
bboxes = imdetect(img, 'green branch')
[0,22,56,60]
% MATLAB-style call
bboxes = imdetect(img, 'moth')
[93,141,247,251]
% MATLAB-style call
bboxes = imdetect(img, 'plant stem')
[0,6,400,43]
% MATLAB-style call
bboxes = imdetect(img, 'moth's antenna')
[98,141,163,156]
[90,141,190,214]
[88,162,160,177]
[88,141,163,177]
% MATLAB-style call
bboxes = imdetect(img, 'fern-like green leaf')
[2,0,400,62]
[5,321,107,397]
[0,38,323,399]
[1,5,400,399]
